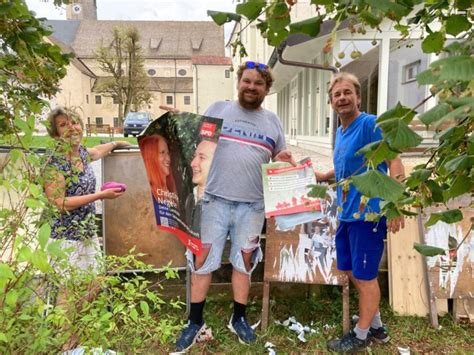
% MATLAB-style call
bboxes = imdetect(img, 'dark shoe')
[351,315,390,344]
[227,316,256,344]
[175,321,205,352]
[327,330,370,353]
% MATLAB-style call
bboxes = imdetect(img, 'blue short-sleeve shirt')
[333,112,387,222]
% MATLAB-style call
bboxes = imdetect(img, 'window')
[113,95,119,104]
[95,117,103,125]
[95,95,102,104]
[113,117,119,127]
[184,96,191,105]
[87,117,91,124]
[147,68,156,76]
[403,60,420,83]
[86,94,89,104]
[225,69,230,79]
[166,96,173,105]
[178,69,187,76]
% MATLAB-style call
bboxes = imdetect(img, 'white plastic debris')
[196,324,213,342]
[265,342,276,355]
[276,316,317,343]
[398,346,410,354]
[251,319,262,330]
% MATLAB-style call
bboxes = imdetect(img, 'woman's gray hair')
[46,106,83,138]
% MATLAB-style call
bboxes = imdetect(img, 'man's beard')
[238,90,265,110]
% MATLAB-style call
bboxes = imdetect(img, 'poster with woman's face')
[138,112,222,255]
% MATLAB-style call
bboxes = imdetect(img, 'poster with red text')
[262,157,321,218]
[138,112,222,255]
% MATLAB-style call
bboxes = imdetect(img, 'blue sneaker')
[227,316,257,344]
[175,321,205,352]
[351,315,390,344]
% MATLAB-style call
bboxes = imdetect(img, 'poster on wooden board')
[420,194,474,299]
[264,188,347,286]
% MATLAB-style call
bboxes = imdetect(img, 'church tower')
[66,0,97,20]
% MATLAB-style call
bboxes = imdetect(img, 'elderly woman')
[44,107,130,271]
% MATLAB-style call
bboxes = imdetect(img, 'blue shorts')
[335,219,387,281]
[186,193,264,275]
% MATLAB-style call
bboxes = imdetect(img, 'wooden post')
[261,281,270,330]
[342,280,350,334]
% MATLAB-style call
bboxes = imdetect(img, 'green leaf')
[0,263,15,280]
[207,11,241,26]
[379,118,423,151]
[357,140,399,166]
[25,198,43,209]
[359,10,383,27]
[31,250,51,273]
[130,308,138,322]
[267,2,291,31]
[307,184,328,198]
[445,15,471,36]
[365,0,411,18]
[14,118,31,135]
[425,209,463,227]
[46,239,67,259]
[377,102,416,125]
[18,246,33,263]
[444,155,474,173]
[38,223,51,249]
[419,103,451,125]
[6,290,18,307]
[9,149,23,163]
[99,312,113,322]
[140,301,150,316]
[416,67,439,85]
[405,168,431,188]
[267,28,289,47]
[431,56,474,82]
[310,0,333,5]
[426,180,444,203]
[446,175,473,199]
[236,0,266,21]
[352,170,405,202]
[0,332,7,343]
[413,243,445,257]
[289,16,321,37]
[422,32,444,53]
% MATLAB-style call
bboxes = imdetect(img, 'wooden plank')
[388,214,430,316]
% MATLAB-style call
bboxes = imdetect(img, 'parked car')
[123,112,152,137]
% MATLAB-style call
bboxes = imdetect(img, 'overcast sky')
[25,0,238,21]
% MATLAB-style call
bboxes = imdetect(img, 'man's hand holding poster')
[138,112,222,255]
[262,157,322,230]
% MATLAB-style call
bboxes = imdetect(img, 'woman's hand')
[159,105,180,113]
[113,141,132,148]
[99,187,124,200]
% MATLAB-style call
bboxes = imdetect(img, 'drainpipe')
[276,43,339,149]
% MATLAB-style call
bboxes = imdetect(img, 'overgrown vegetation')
[0,1,181,352]
[159,287,473,353]
[209,0,474,256]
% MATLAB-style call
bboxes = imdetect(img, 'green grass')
[0,135,138,149]
[159,287,473,353]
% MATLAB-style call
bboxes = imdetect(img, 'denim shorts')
[335,219,387,280]
[187,193,264,275]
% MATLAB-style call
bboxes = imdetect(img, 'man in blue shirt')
[315,72,405,353]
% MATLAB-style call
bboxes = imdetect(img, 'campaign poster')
[138,112,222,255]
[262,157,321,218]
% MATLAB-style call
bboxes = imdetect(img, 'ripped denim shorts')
[186,193,264,275]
